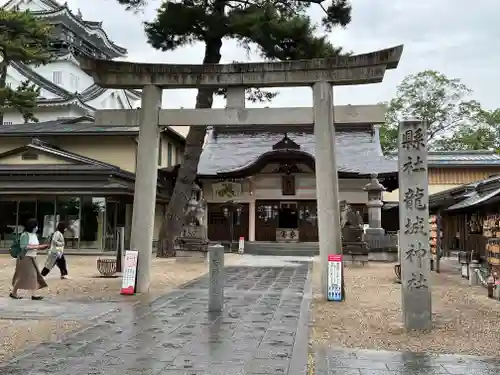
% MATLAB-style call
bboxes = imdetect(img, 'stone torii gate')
[79,45,403,295]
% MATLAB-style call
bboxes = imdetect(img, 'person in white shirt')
[10,218,49,300]
[41,221,68,279]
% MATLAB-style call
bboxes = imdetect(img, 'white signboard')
[327,254,343,301]
[120,250,138,295]
[238,237,245,254]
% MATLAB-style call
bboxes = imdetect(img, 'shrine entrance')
[278,202,298,229]
[277,202,299,242]
[254,200,318,242]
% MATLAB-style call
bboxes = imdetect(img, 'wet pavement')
[0,297,124,321]
[314,346,500,374]
[0,262,311,374]
[2,255,500,374]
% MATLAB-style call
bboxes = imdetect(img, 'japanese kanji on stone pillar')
[398,120,432,330]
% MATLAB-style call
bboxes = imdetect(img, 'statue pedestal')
[176,250,208,263]
[175,225,209,263]
[342,227,369,266]
[365,228,385,236]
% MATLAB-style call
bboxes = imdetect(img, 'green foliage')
[136,0,351,102]
[381,70,484,153]
[142,0,350,57]
[433,108,500,152]
[433,125,496,151]
[1,80,41,123]
[0,8,53,123]
[378,121,398,154]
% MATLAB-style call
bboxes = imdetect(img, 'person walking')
[10,218,49,300]
[41,222,68,279]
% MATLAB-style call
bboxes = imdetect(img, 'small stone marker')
[398,120,432,330]
[208,244,225,312]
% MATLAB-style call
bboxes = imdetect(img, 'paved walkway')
[0,261,311,375]
[314,346,500,374]
[2,254,500,374]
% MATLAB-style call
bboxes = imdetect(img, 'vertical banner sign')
[120,250,139,295]
[398,120,432,330]
[327,254,343,301]
[238,237,245,254]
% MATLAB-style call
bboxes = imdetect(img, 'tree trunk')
[0,62,8,125]
[156,37,223,257]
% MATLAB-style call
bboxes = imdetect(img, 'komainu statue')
[174,185,208,261]
[339,200,369,265]
[340,200,363,229]
[185,195,207,227]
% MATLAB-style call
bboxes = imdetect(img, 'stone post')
[130,85,162,293]
[313,81,343,299]
[363,173,386,236]
[209,244,225,312]
[398,120,432,330]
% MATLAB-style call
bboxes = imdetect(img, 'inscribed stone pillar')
[131,85,163,293]
[398,120,432,330]
[364,173,386,236]
[209,244,225,312]
[313,81,343,299]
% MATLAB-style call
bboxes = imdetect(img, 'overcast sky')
[9,0,500,112]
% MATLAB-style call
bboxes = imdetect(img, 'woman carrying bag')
[41,222,68,279]
[10,218,49,300]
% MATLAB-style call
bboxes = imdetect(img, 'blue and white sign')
[327,254,343,301]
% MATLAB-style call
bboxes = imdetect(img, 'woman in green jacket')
[10,218,49,300]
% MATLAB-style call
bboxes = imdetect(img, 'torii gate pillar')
[313,82,342,297]
[131,85,162,293]
[82,45,403,295]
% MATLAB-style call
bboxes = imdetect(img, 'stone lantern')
[363,173,386,236]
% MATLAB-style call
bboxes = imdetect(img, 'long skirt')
[12,257,48,291]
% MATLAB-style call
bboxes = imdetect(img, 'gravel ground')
[310,258,500,356]
[0,253,241,301]
[0,320,83,362]
[0,253,241,361]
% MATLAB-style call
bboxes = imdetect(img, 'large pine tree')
[0,8,52,124]
[117,0,352,256]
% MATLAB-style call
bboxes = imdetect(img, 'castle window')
[21,151,38,160]
[70,74,79,91]
[53,71,62,85]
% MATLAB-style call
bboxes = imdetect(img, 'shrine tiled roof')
[197,124,397,177]
[387,151,500,166]
[0,117,185,145]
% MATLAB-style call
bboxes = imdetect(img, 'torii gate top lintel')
[79,45,403,89]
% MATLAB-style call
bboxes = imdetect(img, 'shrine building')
[191,104,399,249]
